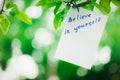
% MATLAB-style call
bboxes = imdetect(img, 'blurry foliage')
[0,0,120,34]
[0,0,120,80]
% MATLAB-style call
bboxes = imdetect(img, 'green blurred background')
[0,0,120,80]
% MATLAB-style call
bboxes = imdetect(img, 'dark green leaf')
[92,0,111,14]
[6,2,18,9]
[54,2,62,15]
[111,0,120,7]
[100,0,110,7]
[99,0,111,13]
[6,2,19,16]
[9,8,19,16]
[54,5,70,29]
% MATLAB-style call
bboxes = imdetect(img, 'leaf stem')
[0,0,6,14]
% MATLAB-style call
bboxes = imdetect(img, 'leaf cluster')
[0,0,120,34]
[0,0,32,34]
[36,0,120,29]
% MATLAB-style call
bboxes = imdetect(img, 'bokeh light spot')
[93,64,104,72]
[14,0,24,9]
[94,46,111,65]
[109,63,118,74]
[17,55,38,79]
[32,50,43,63]
[76,67,88,77]
[33,28,54,48]
[48,75,59,80]
[26,6,42,18]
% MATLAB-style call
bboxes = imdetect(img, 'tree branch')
[72,1,92,8]
[0,0,6,14]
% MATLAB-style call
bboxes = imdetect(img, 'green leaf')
[54,5,70,29]
[82,0,97,11]
[99,0,111,13]
[6,2,32,24]
[111,0,120,7]
[54,12,63,29]
[15,11,32,24]
[0,15,10,34]
[36,0,57,8]
[6,2,17,9]
[92,0,111,14]
[100,0,110,7]
[6,2,19,16]
[0,14,4,19]
[9,8,19,16]
[54,2,62,15]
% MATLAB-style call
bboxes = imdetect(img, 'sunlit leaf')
[0,14,4,19]
[0,15,10,34]
[36,0,57,8]
[54,12,63,29]
[6,2,32,24]
[15,11,32,24]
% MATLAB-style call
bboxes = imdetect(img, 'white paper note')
[55,8,108,69]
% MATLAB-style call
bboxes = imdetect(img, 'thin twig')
[64,0,74,7]
[73,0,80,12]
[64,0,92,12]
[72,0,92,8]
[0,0,6,14]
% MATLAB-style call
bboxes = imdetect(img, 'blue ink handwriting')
[64,29,70,35]
[68,13,91,23]
[74,17,101,32]
[64,17,101,35]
